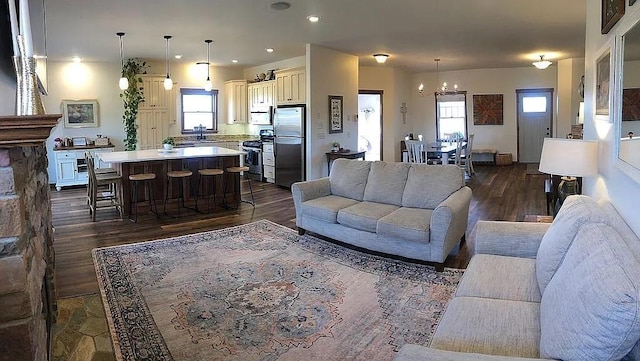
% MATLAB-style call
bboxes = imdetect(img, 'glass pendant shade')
[164,35,173,90]
[204,77,212,92]
[117,32,128,90]
[119,77,129,90]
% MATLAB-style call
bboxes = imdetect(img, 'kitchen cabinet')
[139,75,172,109]
[225,80,248,124]
[54,147,114,191]
[248,80,275,109]
[137,109,168,150]
[262,143,275,183]
[275,68,305,105]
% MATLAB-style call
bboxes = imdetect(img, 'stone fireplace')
[0,115,61,361]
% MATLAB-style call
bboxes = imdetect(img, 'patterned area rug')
[93,220,462,361]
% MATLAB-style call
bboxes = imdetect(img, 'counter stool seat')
[224,166,255,210]
[128,173,158,222]
[164,170,194,218]
[196,168,224,213]
[87,156,123,221]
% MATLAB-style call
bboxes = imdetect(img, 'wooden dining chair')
[405,140,426,163]
[460,133,475,175]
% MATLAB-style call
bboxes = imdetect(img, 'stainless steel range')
[241,130,274,182]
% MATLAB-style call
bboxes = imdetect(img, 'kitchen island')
[97,146,246,216]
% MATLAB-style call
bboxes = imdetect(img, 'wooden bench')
[472,149,498,164]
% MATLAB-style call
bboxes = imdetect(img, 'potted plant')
[162,137,175,151]
[331,141,340,152]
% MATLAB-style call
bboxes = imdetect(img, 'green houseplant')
[120,58,148,151]
[162,136,175,150]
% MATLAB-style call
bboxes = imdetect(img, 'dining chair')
[405,140,426,163]
[461,133,475,175]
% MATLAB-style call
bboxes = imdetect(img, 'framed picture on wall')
[595,45,611,117]
[328,95,343,134]
[602,0,625,34]
[62,99,99,128]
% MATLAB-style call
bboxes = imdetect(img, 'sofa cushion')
[363,161,410,206]
[402,165,463,209]
[300,195,360,223]
[330,159,371,201]
[539,223,640,361]
[456,254,541,303]
[535,195,608,294]
[377,207,432,244]
[431,297,541,358]
[337,201,399,233]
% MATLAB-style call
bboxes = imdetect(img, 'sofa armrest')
[430,186,472,262]
[473,221,551,259]
[291,178,332,226]
[396,344,553,361]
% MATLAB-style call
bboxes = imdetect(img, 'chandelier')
[418,58,458,97]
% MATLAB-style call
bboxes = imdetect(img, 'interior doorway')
[358,90,383,161]
[516,88,553,163]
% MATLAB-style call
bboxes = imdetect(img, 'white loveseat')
[291,159,472,267]
[396,195,640,361]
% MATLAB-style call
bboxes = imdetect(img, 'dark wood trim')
[0,114,62,147]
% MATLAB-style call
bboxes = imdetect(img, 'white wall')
[0,72,15,115]
[584,0,640,234]
[557,58,586,138]
[307,44,359,179]
[410,67,557,161]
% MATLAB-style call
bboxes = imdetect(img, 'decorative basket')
[496,153,513,166]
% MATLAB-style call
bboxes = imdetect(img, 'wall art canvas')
[473,94,503,125]
[62,99,99,128]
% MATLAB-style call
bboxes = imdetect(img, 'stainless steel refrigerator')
[274,105,305,188]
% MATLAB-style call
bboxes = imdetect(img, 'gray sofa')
[396,195,640,361]
[291,158,472,267]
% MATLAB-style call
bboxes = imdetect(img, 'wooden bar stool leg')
[130,180,139,223]
[147,179,159,219]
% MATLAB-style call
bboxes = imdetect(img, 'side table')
[326,151,366,175]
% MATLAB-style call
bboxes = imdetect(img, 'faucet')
[195,124,205,140]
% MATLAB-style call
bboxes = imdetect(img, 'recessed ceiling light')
[72,56,81,63]
[307,15,320,22]
[373,53,389,64]
[270,2,290,10]
[174,55,182,59]
[232,59,239,63]
[266,48,274,53]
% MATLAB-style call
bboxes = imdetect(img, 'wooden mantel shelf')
[0,114,62,148]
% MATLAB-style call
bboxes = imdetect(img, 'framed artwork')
[62,100,99,128]
[622,88,640,120]
[328,95,343,134]
[473,94,503,125]
[602,0,625,34]
[595,47,611,116]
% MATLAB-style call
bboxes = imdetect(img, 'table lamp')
[538,138,598,212]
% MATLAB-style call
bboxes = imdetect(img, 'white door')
[517,89,553,163]
[358,91,383,161]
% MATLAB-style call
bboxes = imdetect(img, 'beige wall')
[557,58,586,138]
[307,44,359,179]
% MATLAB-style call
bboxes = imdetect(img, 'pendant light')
[163,35,173,90]
[117,32,128,90]
[434,58,457,97]
[204,39,213,91]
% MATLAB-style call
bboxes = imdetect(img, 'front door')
[517,89,553,163]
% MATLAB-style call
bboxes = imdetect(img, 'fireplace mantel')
[0,114,61,147]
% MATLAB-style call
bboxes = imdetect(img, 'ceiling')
[42,0,587,73]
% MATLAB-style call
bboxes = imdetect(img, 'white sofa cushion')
[377,207,432,244]
[456,254,541,303]
[535,195,608,294]
[402,165,464,209]
[539,223,640,361]
[300,195,360,223]
[329,159,371,201]
[431,297,541,358]
[363,161,410,206]
[337,201,399,233]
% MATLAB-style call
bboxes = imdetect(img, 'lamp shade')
[538,138,598,177]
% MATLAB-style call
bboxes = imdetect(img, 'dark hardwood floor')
[51,163,549,298]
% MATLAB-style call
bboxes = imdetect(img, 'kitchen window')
[436,92,467,140]
[181,88,218,134]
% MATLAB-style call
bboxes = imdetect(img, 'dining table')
[401,140,467,164]
[97,146,246,216]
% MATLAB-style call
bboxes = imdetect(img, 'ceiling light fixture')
[270,2,291,10]
[174,55,182,59]
[204,39,213,92]
[72,56,81,63]
[307,15,320,22]
[266,48,274,53]
[232,59,239,63]
[532,55,552,70]
[373,53,389,64]
[163,35,173,90]
[434,58,457,97]
[116,32,128,90]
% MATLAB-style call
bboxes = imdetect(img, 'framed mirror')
[618,16,640,176]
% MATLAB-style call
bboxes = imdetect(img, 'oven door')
[242,147,263,181]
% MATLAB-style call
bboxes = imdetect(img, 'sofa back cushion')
[402,164,464,209]
[539,222,640,361]
[363,161,410,206]
[536,195,609,294]
[330,159,372,201]
[601,201,640,261]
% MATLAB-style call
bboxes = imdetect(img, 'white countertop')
[97,146,246,163]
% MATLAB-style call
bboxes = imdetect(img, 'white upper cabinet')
[275,68,305,105]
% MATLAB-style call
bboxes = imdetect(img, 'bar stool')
[196,168,224,213]
[86,155,123,221]
[86,154,117,206]
[223,166,255,210]
[128,173,158,223]
[164,169,194,218]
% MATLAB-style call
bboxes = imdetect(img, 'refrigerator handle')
[273,138,276,156]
